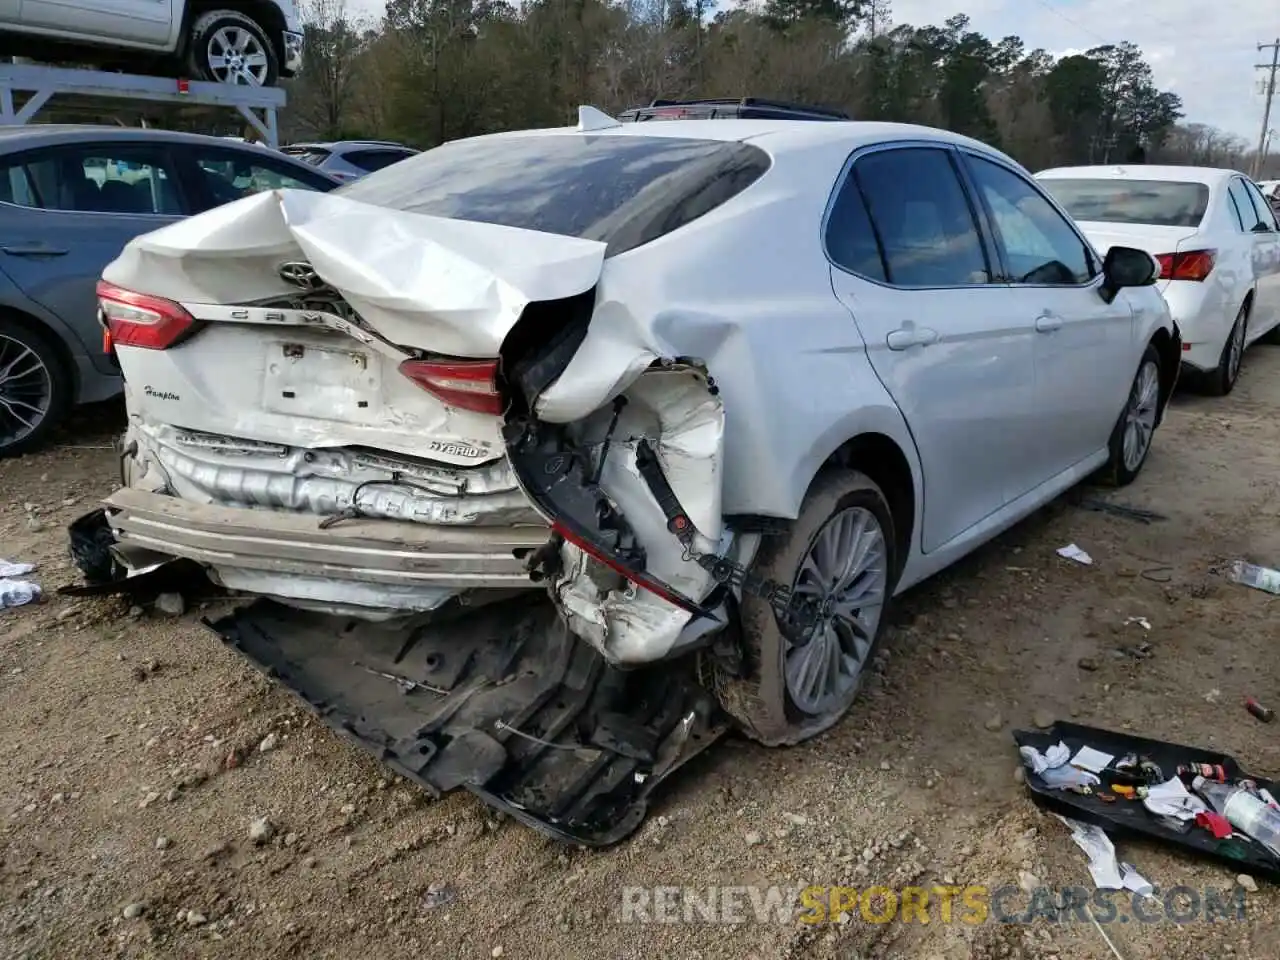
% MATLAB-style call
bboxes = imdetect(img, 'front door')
[825,144,1038,553]
[1239,177,1280,339]
[959,150,1136,480]
[20,0,172,43]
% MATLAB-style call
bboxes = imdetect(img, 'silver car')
[279,140,420,182]
[0,125,339,457]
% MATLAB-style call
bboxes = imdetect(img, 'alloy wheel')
[784,506,887,716]
[207,27,270,85]
[1121,358,1159,472]
[1228,312,1246,384]
[0,333,53,451]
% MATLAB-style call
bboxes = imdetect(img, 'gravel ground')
[6,349,1280,960]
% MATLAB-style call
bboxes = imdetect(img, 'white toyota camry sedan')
[97,113,1179,753]
[1038,165,1280,395]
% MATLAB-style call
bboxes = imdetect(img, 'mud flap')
[204,596,728,846]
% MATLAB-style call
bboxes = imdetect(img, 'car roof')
[0,123,296,158]
[464,117,1014,161]
[1037,164,1243,185]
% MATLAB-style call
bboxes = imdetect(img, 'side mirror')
[1099,245,1158,304]
[1252,221,1274,234]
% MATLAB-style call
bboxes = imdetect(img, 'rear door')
[1239,177,1280,338]
[960,151,1135,479]
[0,140,187,375]
[825,144,1038,553]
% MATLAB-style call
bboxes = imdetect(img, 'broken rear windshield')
[1039,178,1210,228]
[335,134,771,256]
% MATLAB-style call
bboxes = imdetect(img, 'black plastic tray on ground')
[1014,721,1280,882]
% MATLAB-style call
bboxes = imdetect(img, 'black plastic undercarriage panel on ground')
[205,596,728,845]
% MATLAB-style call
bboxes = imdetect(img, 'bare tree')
[290,0,366,139]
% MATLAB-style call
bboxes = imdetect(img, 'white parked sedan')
[1038,166,1280,395]
[91,114,1179,838]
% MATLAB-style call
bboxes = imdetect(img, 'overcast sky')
[345,0,1279,145]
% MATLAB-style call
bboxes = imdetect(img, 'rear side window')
[1040,178,1209,228]
[344,149,415,172]
[337,135,771,256]
[835,147,990,287]
[281,146,332,166]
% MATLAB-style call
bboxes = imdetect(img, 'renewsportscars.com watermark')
[619,884,1247,926]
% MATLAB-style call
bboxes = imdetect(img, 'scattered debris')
[1074,497,1167,524]
[1124,616,1151,631]
[1204,688,1222,705]
[0,558,40,608]
[258,733,279,753]
[183,910,208,927]
[421,882,455,909]
[1245,697,1275,723]
[248,817,275,845]
[154,836,171,851]
[122,903,146,920]
[744,831,763,846]
[1016,721,1280,882]
[155,592,186,617]
[1229,560,1280,595]
[1057,544,1093,566]
[1238,874,1259,893]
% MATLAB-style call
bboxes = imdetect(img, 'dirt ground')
[6,349,1280,960]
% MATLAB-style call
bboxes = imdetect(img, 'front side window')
[1228,179,1265,232]
[0,146,182,215]
[337,135,771,256]
[849,147,991,287]
[966,155,1093,284]
[191,149,333,209]
[1242,178,1279,231]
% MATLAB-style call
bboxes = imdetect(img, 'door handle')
[0,243,68,257]
[886,326,939,350]
[1035,314,1063,333]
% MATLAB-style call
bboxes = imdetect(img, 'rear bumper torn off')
[103,487,547,613]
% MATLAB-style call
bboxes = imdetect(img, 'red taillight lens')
[398,358,503,415]
[96,280,196,350]
[1154,249,1216,282]
[551,520,704,615]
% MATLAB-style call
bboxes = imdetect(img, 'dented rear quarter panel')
[543,135,923,527]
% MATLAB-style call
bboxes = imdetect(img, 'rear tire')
[702,469,898,746]
[187,11,279,87]
[0,318,69,458]
[1205,302,1248,396]
[1099,344,1160,487]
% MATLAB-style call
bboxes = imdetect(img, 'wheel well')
[186,1,287,60]
[1243,288,1255,319]
[1148,327,1179,417]
[0,306,78,399]
[823,433,915,575]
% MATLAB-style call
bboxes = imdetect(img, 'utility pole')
[1255,39,1280,179]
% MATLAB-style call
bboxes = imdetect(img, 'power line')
[1255,38,1279,178]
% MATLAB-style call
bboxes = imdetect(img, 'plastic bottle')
[1194,776,1280,857]
[1229,560,1280,595]
[0,579,41,608]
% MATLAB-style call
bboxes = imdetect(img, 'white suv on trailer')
[0,0,303,87]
